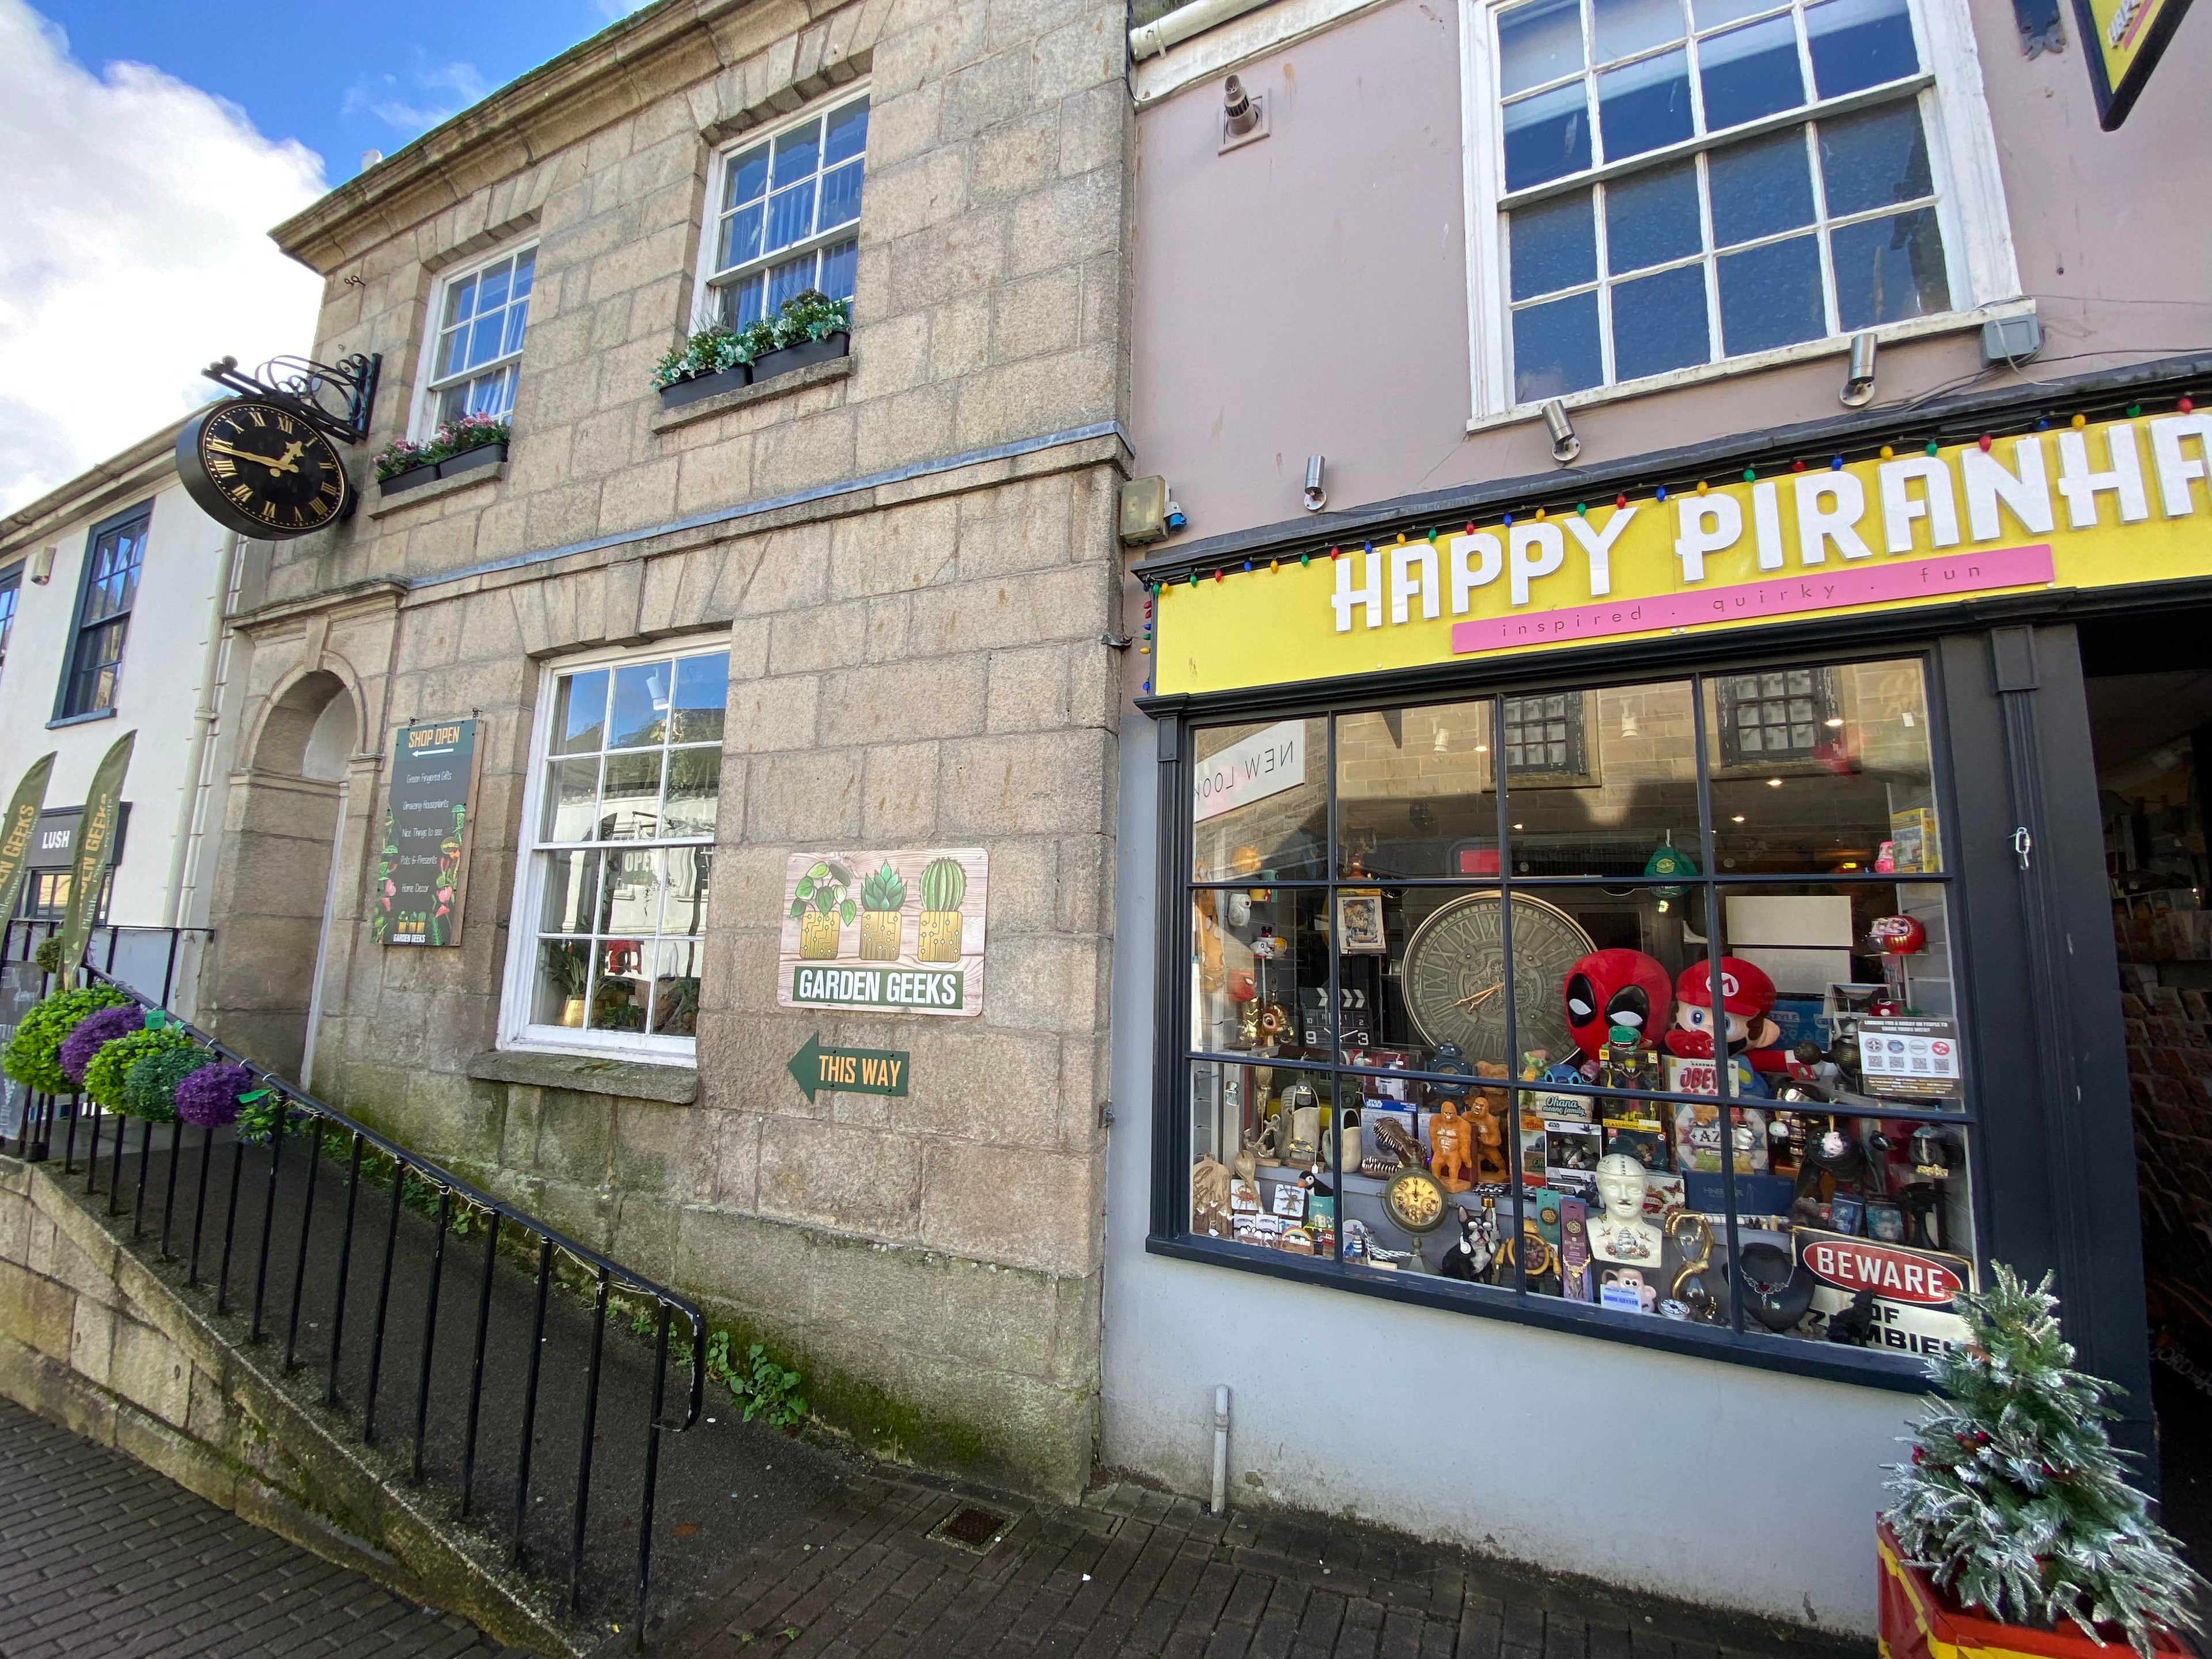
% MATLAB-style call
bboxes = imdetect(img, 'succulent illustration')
[860,863,907,912]
[919,858,967,914]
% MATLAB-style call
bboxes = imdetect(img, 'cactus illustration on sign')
[916,857,967,963]
[793,859,856,959]
[859,862,907,961]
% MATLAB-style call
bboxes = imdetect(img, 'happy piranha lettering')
[1328,413,2212,631]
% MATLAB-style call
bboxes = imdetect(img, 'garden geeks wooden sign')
[777,849,987,1017]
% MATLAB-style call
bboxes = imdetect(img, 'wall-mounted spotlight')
[1839,331,1877,407]
[1303,455,1327,512]
[1541,399,1580,465]
[29,546,55,585]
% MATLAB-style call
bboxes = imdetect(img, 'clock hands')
[1454,981,1505,1014]
[209,437,305,475]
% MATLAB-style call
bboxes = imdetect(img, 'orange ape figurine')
[1429,1096,1476,1192]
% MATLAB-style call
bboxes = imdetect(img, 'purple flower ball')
[59,1005,143,1086]
[175,1063,253,1129]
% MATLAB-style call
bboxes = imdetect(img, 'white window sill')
[1465,296,2037,436]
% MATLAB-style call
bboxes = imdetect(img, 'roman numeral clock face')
[1400,892,1596,1069]
[178,399,353,539]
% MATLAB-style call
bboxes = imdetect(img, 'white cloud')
[0,2,326,513]
[342,56,492,135]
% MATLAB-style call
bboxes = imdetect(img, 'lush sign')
[373,718,480,948]
[776,849,986,1018]
[1155,409,2212,695]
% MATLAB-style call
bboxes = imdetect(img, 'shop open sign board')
[373,718,482,948]
[777,849,986,1017]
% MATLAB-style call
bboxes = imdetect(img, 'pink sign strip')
[1450,544,2055,657]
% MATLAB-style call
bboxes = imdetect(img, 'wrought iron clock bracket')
[200,352,383,446]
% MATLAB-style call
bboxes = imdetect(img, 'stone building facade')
[200,0,1134,1496]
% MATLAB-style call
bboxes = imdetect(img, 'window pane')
[1503,81,1593,191]
[817,237,859,302]
[1818,103,1933,216]
[771,118,821,187]
[1512,290,1604,402]
[1832,208,1949,329]
[823,98,870,165]
[438,327,469,380]
[646,938,706,1036]
[1336,701,1495,880]
[1805,0,1918,96]
[502,301,530,358]
[1192,717,1327,882]
[670,654,730,741]
[766,251,815,315]
[1611,263,1710,378]
[589,939,650,1033]
[445,273,477,327]
[1598,48,1693,161]
[600,751,665,839]
[436,383,470,426]
[719,271,767,329]
[599,848,666,935]
[664,847,713,936]
[510,248,535,299]
[467,313,504,371]
[1594,0,1685,59]
[540,850,604,933]
[725,142,770,207]
[1510,191,1598,300]
[476,260,512,316]
[766,180,816,252]
[1505,682,1699,874]
[535,940,594,1028]
[1705,660,1941,872]
[1499,0,1587,95]
[609,660,671,749]
[1697,14,1805,130]
[546,757,601,841]
[1717,234,1824,353]
[554,668,609,753]
[1708,128,1816,245]
[1605,161,1702,271]
[819,158,863,229]
[663,748,722,838]
[1692,0,1779,26]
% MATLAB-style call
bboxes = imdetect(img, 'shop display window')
[1177,655,1976,1363]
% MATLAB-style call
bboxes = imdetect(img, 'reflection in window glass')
[1180,657,1975,1355]
[711,97,869,328]
[1192,718,1328,882]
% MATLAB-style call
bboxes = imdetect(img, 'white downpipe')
[169,532,246,934]
[1130,0,1277,60]
[1210,1384,1232,1515]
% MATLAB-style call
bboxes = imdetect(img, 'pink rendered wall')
[1127,0,2212,544]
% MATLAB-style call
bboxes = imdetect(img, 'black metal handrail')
[2,935,706,1647]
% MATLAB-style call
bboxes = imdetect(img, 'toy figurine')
[1428,1096,1476,1191]
[1464,1092,1510,1185]
[1192,1156,1233,1237]
[1563,949,1673,1063]
[1440,1201,1499,1282]
[1372,1114,1424,1170]
[1665,957,1787,1096]
[1586,1153,1662,1264]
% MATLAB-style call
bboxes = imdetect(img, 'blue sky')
[35,0,639,183]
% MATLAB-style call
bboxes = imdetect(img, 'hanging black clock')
[176,399,355,539]
[1399,891,1596,1069]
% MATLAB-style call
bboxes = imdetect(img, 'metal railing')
[1,930,707,1647]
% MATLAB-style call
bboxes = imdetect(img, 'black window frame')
[0,563,21,681]
[1151,638,1989,1392]
[54,502,150,725]
[1713,665,1842,767]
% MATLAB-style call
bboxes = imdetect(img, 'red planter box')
[1877,1520,2193,1658]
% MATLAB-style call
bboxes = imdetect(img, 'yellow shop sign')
[1154,410,2212,697]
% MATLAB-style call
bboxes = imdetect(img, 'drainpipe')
[1129,0,1278,59]
[1210,1385,1232,1515]
[168,530,247,935]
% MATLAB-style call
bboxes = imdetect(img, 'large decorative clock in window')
[1399,891,1596,1067]
[175,399,355,539]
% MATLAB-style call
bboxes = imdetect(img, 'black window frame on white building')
[54,501,149,724]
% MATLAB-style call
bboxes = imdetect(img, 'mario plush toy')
[1562,949,1673,1065]
[1665,957,1787,1097]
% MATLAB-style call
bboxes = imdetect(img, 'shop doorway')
[2080,606,2212,1570]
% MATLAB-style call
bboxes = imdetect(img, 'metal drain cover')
[929,1504,1012,1552]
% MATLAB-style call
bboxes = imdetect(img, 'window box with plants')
[748,290,850,383]
[374,412,510,495]
[654,324,754,410]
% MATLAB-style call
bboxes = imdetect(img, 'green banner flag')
[55,732,134,978]
[0,753,55,938]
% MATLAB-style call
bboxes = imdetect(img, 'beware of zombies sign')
[1794,1228,1978,1358]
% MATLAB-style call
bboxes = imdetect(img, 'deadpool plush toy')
[1563,949,1673,1063]
[1666,957,1788,1094]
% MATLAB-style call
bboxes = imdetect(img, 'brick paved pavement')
[655,1472,1877,1659]
[0,1397,505,1659]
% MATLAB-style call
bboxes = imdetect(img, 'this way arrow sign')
[787,1033,912,1103]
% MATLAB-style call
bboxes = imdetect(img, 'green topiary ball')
[2,986,130,1094]
[122,1043,205,1124]
[32,937,63,975]
[84,1027,196,1114]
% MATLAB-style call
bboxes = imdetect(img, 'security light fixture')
[1839,332,1878,407]
[1542,399,1580,464]
[1303,455,1327,512]
[29,545,55,585]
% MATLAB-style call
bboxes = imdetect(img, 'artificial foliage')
[1885,1264,2204,1657]
[2,985,130,1094]
[235,1088,290,1145]
[58,1003,145,1088]
[771,289,849,349]
[122,1044,204,1123]
[652,323,746,389]
[371,412,510,482]
[31,937,63,975]
[174,1062,254,1130]
[84,1026,195,1114]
